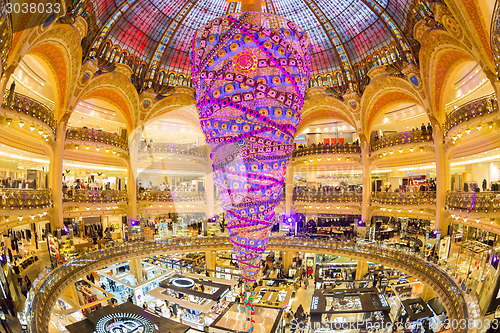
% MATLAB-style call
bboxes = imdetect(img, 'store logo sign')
[311,296,319,310]
[95,313,154,333]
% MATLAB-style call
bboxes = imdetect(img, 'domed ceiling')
[77,0,422,83]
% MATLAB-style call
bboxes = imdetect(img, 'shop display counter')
[65,302,190,333]
[209,302,284,333]
[310,289,391,331]
[253,286,293,309]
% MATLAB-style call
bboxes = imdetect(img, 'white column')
[49,120,67,230]
[361,139,372,225]
[434,125,450,234]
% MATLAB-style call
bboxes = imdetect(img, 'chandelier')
[191,11,311,283]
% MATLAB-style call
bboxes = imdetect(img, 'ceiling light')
[19,122,24,128]
[477,125,482,130]
[466,129,471,134]
[29,126,35,131]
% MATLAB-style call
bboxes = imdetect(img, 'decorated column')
[191,12,311,283]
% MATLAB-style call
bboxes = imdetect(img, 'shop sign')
[311,296,319,310]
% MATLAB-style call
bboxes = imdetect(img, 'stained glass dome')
[73,0,427,92]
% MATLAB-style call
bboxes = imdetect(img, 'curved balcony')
[446,191,500,212]
[1,91,56,133]
[444,93,498,137]
[371,129,432,152]
[0,189,52,210]
[372,191,436,205]
[293,191,361,203]
[138,190,206,202]
[292,143,360,157]
[66,127,128,150]
[62,189,127,203]
[139,142,208,158]
[23,236,467,333]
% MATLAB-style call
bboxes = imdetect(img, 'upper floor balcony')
[446,191,500,213]
[66,127,128,151]
[372,191,436,205]
[62,189,127,203]
[292,143,361,158]
[293,188,361,203]
[139,142,208,158]
[0,189,52,210]
[137,190,206,202]
[444,93,498,137]
[1,91,56,134]
[371,129,433,152]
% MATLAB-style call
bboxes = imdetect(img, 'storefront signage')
[378,294,388,307]
[170,277,195,289]
[95,313,154,333]
[311,296,319,310]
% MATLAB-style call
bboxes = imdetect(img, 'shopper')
[7,81,15,103]
[171,303,178,317]
[127,295,133,303]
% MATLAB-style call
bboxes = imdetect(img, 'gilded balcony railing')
[139,142,208,157]
[66,127,128,150]
[444,93,498,136]
[138,190,206,202]
[371,129,432,152]
[293,190,361,203]
[292,143,361,157]
[0,189,52,209]
[0,0,12,65]
[23,236,467,333]
[446,191,500,212]
[62,189,127,203]
[492,0,500,79]
[1,91,56,133]
[372,191,436,205]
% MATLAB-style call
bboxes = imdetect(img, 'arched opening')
[5,54,56,111]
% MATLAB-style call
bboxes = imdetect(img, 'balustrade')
[372,191,436,205]
[139,142,207,157]
[138,190,206,202]
[446,191,500,212]
[23,236,467,333]
[1,91,56,133]
[0,0,12,65]
[444,93,498,136]
[371,129,432,152]
[292,143,360,157]
[293,190,361,203]
[66,127,128,150]
[0,189,52,209]
[62,189,127,203]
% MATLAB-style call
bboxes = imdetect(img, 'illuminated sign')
[170,277,195,289]
[311,296,319,310]
[95,313,154,333]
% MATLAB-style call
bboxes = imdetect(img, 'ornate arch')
[19,20,86,121]
[73,69,140,132]
[360,72,427,134]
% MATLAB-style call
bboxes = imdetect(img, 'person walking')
[7,81,15,103]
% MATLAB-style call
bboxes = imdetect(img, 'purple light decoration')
[191,12,311,282]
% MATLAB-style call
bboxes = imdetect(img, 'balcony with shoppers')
[369,104,435,167]
[292,121,361,167]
